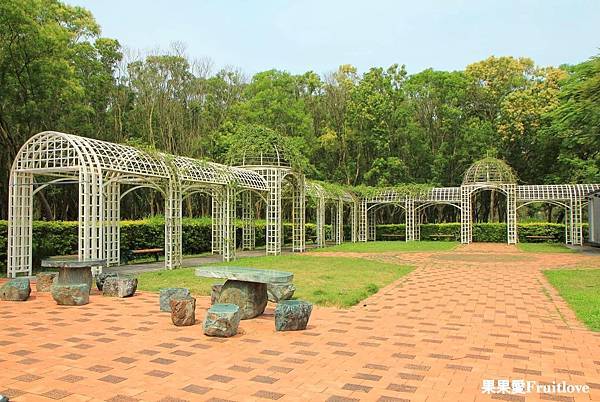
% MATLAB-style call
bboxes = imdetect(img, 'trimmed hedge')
[0,219,588,272]
[376,222,588,243]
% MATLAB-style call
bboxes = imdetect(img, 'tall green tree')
[0,0,121,218]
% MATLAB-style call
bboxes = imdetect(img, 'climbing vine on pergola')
[7,131,600,278]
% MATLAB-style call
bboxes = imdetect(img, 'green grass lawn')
[311,240,458,253]
[518,243,575,253]
[544,269,600,331]
[137,255,413,308]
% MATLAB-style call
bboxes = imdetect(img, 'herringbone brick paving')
[1,244,599,401]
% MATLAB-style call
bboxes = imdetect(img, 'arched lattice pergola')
[305,181,358,247]
[7,134,600,279]
[232,144,307,255]
[358,158,600,246]
[7,132,268,277]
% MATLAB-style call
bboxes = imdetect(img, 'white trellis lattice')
[7,134,600,278]
[7,132,268,277]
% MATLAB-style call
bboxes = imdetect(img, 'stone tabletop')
[41,258,108,268]
[195,266,293,284]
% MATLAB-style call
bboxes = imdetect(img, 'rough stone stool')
[36,272,57,292]
[275,300,313,331]
[210,283,223,305]
[267,283,296,303]
[103,277,138,298]
[170,296,196,326]
[51,284,90,306]
[0,278,31,301]
[96,272,118,291]
[203,303,241,337]
[159,288,190,312]
[218,280,267,319]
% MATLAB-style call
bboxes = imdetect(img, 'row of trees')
[1,0,599,221]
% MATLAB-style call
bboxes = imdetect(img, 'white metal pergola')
[7,133,600,278]
[7,132,268,277]
[305,181,358,247]
[357,158,600,245]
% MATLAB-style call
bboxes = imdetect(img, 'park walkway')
[1,244,599,401]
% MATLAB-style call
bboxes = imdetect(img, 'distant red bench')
[525,235,555,242]
[121,248,164,264]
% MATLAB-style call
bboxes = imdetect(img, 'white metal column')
[416,209,422,241]
[7,172,33,277]
[292,176,306,252]
[104,180,120,266]
[78,166,104,266]
[165,179,182,269]
[351,200,358,242]
[316,196,325,247]
[572,187,583,245]
[505,184,517,244]
[211,188,223,254]
[336,199,343,244]
[266,168,282,255]
[460,185,472,244]
[367,207,376,241]
[405,198,416,241]
[358,199,368,242]
[222,186,236,261]
[241,190,255,251]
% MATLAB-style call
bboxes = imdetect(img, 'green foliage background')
[1,0,599,224]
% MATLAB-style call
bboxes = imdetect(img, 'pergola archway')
[358,158,600,246]
[7,134,600,278]
[305,181,357,247]
[7,131,268,277]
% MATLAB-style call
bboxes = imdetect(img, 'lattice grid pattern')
[8,132,600,277]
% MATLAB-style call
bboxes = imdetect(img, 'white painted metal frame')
[7,132,268,277]
[9,133,600,279]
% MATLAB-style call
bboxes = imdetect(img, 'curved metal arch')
[516,200,570,211]
[367,202,406,213]
[416,201,462,212]
[12,131,171,178]
[235,188,268,204]
[465,183,509,196]
[305,180,356,203]
[32,177,78,196]
[182,188,215,202]
[120,184,166,200]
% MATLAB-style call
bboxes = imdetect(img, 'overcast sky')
[66,0,600,75]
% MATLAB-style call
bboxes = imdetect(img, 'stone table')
[195,266,293,319]
[41,258,107,292]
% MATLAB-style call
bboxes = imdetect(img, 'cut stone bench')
[102,277,138,298]
[51,284,90,306]
[275,300,313,331]
[0,278,31,301]
[203,303,240,337]
[267,283,296,303]
[96,272,118,291]
[36,272,57,292]
[170,296,196,326]
[160,288,190,312]
[196,266,293,319]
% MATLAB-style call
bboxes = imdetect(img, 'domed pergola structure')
[357,157,600,246]
[459,157,519,244]
[462,157,517,185]
[6,133,600,278]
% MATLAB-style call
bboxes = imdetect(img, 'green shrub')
[0,219,589,273]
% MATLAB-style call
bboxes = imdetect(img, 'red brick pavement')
[1,244,599,401]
